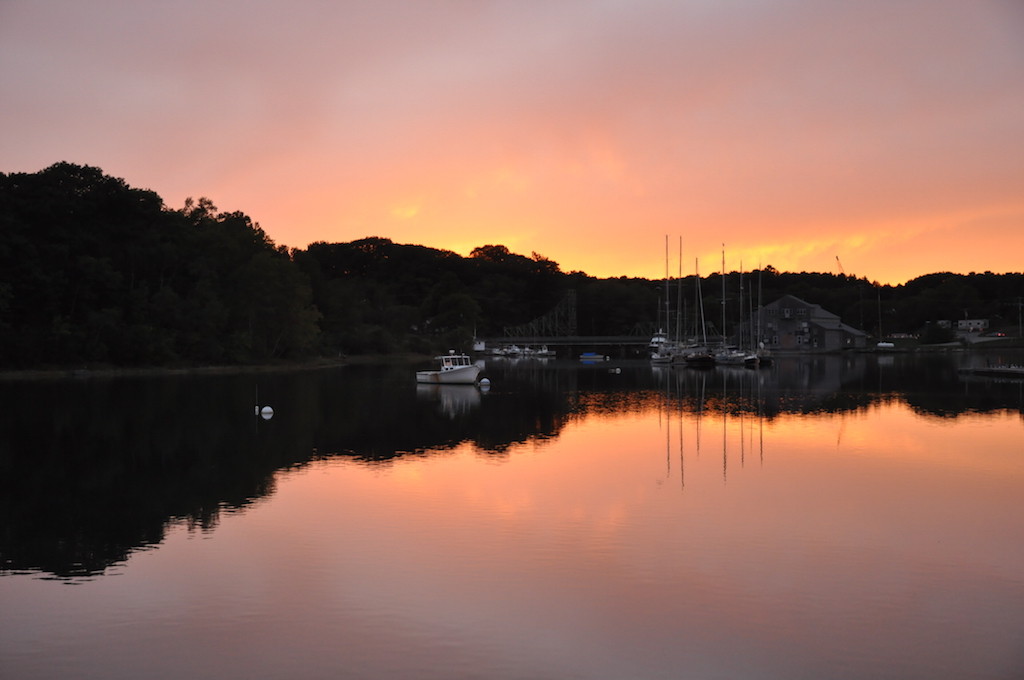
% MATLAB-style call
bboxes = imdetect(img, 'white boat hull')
[415,364,481,384]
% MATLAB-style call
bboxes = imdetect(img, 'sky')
[2,0,1022,285]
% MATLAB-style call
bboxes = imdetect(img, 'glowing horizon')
[2,0,1022,286]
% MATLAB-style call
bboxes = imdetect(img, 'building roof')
[767,294,838,320]
[765,294,866,335]
[809,318,868,337]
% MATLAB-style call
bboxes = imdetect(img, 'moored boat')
[415,351,482,384]
[680,348,716,368]
[958,365,1024,378]
[579,352,608,362]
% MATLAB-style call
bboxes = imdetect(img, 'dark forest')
[2,163,1021,369]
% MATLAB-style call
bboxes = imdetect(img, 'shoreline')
[0,353,434,382]
[3,341,1022,381]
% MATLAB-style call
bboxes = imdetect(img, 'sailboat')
[650,236,674,363]
[713,246,757,367]
[651,236,690,364]
[675,257,715,367]
[754,265,773,366]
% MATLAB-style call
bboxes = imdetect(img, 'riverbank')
[0,353,435,381]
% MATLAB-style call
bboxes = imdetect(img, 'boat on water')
[678,347,716,367]
[579,352,608,362]
[415,351,482,384]
[958,365,1024,378]
[649,329,669,353]
[522,345,556,358]
[715,346,758,367]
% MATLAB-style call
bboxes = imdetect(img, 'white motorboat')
[416,351,482,384]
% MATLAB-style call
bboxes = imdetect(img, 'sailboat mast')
[664,235,670,341]
[696,258,707,346]
[721,244,726,348]
[739,262,744,351]
[757,264,763,348]
[676,236,683,343]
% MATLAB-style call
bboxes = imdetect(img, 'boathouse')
[746,294,868,351]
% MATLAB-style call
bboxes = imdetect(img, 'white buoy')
[479,377,491,386]
[260,405,274,420]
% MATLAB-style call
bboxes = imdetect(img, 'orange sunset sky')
[2,0,1022,285]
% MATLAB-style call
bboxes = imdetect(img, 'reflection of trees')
[0,364,575,578]
[0,373,300,577]
[648,353,1024,420]
[2,352,1021,579]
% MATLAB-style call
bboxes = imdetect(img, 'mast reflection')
[1,350,1020,579]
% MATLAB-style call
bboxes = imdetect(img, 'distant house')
[957,319,989,333]
[744,294,868,351]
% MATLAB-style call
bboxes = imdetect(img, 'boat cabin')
[438,352,473,371]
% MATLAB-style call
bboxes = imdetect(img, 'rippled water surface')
[2,352,1023,679]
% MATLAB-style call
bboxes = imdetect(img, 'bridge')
[476,335,652,357]
[476,291,656,357]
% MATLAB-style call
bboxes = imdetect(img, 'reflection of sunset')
[762,402,1023,476]
[254,396,1024,680]
[5,360,1023,679]
[288,399,1023,577]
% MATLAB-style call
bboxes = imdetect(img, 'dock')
[958,366,1024,378]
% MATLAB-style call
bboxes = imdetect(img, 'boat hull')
[415,365,482,384]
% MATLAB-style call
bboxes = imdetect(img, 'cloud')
[1,0,1022,283]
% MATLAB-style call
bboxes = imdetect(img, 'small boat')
[715,347,758,367]
[533,345,557,358]
[416,351,482,384]
[958,365,1024,378]
[579,352,608,362]
[680,348,716,368]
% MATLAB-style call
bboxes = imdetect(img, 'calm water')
[2,351,1023,679]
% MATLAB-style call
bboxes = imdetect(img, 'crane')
[835,255,845,275]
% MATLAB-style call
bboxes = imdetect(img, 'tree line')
[1,163,1020,368]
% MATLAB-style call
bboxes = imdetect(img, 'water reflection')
[1,352,1021,580]
[416,383,482,419]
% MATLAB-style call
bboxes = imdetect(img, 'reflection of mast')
[678,393,685,490]
[666,386,672,479]
[696,371,706,459]
[758,370,765,466]
[722,368,728,482]
[740,367,746,468]
[660,359,669,477]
